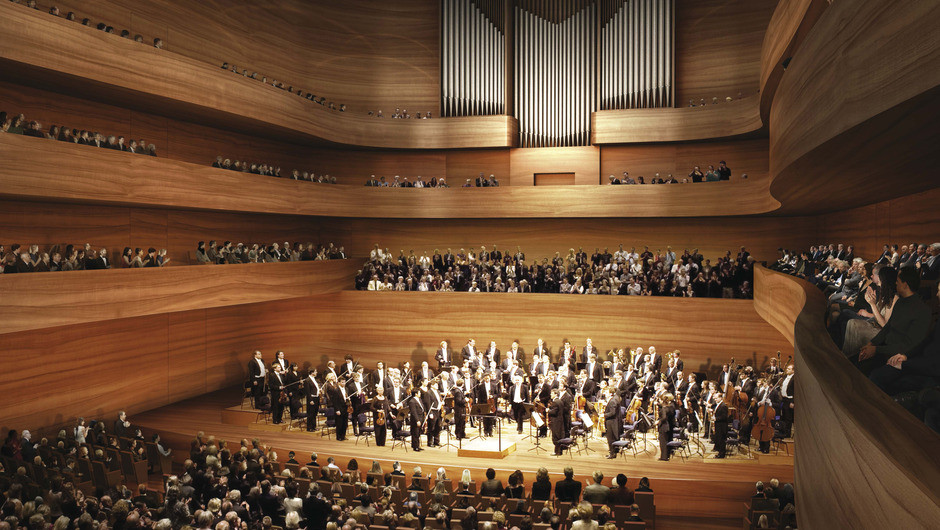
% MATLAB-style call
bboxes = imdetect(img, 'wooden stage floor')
[135,386,793,529]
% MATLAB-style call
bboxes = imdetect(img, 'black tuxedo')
[475,381,497,435]
[714,402,730,457]
[407,395,425,450]
[585,361,603,382]
[604,396,623,456]
[508,382,529,432]
[248,359,267,404]
[435,347,453,370]
[461,344,476,363]
[269,372,286,424]
[328,384,348,440]
[303,376,321,430]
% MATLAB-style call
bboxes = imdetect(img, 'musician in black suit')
[646,347,663,374]
[435,340,453,371]
[684,374,701,430]
[672,351,684,373]
[346,373,367,436]
[415,361,435,385]
[560,383,574,436]
[533,339,549,363]
[338,354,357,379]
[367,361,390,394]
[303,369,321,431]
[273,350,289,373]
[461,339,477,363]
[581,338,600,363]
[778,364,796,437]
[718,364,737,390]
[453,379,468,439]
[248,351,267,406]
[476,373,497,436]
[657,394,677,461]
[713,394,730,458]
[422,380,443,447]
[269,364,286,424]
[327,375,349,441]
[407,390,425,451]
[547,392,565,455]
[604,392,622,459]
[584,354,603,382]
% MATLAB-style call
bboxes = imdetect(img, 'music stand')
[526,407,547,454]
[520,403,537,442]
[469,403,492,442]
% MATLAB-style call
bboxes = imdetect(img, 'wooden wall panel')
[674,0,778,105]
[768,0,940,214]
[753,266,940,529]
[591,96,764,144]
[509,147,600,186]
[0,4,509,150]
[328,216,818,265]
[43,0,440,114]
[0,133,782,217]
[816,187,940,260]
[599,138,769,183]
[167,310,208,404]
[0,260,359,335]
[272,291,793,381]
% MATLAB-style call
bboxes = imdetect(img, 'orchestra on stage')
[247,339,795,459]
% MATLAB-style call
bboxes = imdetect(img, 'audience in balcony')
[356,244,754,298]
[211,156,338,184]
[1,110,158,155]
[606,161,736,185]
[775,241,940,433]
[15,1,167,51]
[0,243,173,273]
[196,240,346,264]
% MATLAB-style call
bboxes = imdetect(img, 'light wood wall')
[42,0,441,114]
[600,137,769,183]
[767,0,940,215]
[674,0,778,105]
[753,266,940,529]
[327,215,818,265]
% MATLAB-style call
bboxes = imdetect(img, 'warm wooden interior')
[2,1,939,528]
[753,267,940,529]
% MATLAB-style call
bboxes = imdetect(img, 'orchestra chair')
[391,427,410,451]
[355,413,374,445]
[255,395,272,424]
[320,408,336,439]
[241,379,253,409]
[727,419,750,458]
[666,430,692,461]
[554,437,575,458]
[771,433,791,456]
[635,491,656,528]
[287,405,307,431]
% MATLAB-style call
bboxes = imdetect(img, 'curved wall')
[753,266,940,529]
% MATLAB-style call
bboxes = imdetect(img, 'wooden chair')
[91,460,122,491]
[622,521,647,529]
[119,451,149,486]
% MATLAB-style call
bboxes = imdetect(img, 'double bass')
[752,401,775,444]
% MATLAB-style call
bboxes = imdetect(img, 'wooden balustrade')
[753,266,940,529]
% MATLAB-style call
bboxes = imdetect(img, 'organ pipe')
[442,1,673,142]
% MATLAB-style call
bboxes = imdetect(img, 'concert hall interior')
[0,1,938,529]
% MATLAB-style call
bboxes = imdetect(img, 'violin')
[375,406,386,426]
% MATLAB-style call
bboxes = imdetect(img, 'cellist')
[751,378,775,454]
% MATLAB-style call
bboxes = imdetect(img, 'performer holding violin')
[372,385,391,446]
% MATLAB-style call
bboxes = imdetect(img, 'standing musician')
[505,340,524,366]
[647,347,663,374]
[509,375,529,434]
[672,350,684,373]
[719,363,737,391]
[248,351,267,406]
[436,340,453,371]
[558,340,575,367]
[372,386,391,446]
[767,355,783,382]
[407,389,425,451]
[476,373,497,436]
[752,378,775,453]
[327,374,349,441]
[735,367,757,444]
[274,350,289,373]
[604,390,623,459]
[779,364,796,437]
[657,394,677,461]
[533,338,549,363]
[535,374,552,438]
[303,369,321,431]
[585,353,603,382]
[367,361,389,394]
[346,372,367,435]
[664,359,679,392]
[713,393,729,458]
[422,379,443,447]
[339,354,357,379]
[269,363,286,425]
[453,378,468,439]
[325,360,339,382]
[416,361,435,386]
[461,339,477,364]
[547,390,565,455]
[684,373,701,430]
[581,338,600,363]
[559,378,574,435]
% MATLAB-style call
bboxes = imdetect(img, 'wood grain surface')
[0,259,358,335]
[753,266,940,529]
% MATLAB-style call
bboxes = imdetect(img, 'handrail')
[0,132,781,218]
[753,266,940,529]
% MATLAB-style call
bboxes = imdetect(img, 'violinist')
[453,378,468,439]
[367,361,389,394]
[422,379,443,447]
[303,369,321,431]
[664,358,679,392]
[767,356,783,382]
[735,367,756,444]
[684,373,701,430]
[622,364,639,401]
[372,385,391,446]
[417,361,435,386]
[407,388,425,451]
[509,375,529,434]
[536,374,552,437]
[347,372,367,436]
[585,353,603,382]
[752,379,775,453]
[672,350,684,373]
[274,350,289,373]
[269,363,286,425]
[338,354,357,379]
[647,346,663,373]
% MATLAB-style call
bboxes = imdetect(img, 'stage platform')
[135,386,794,529]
